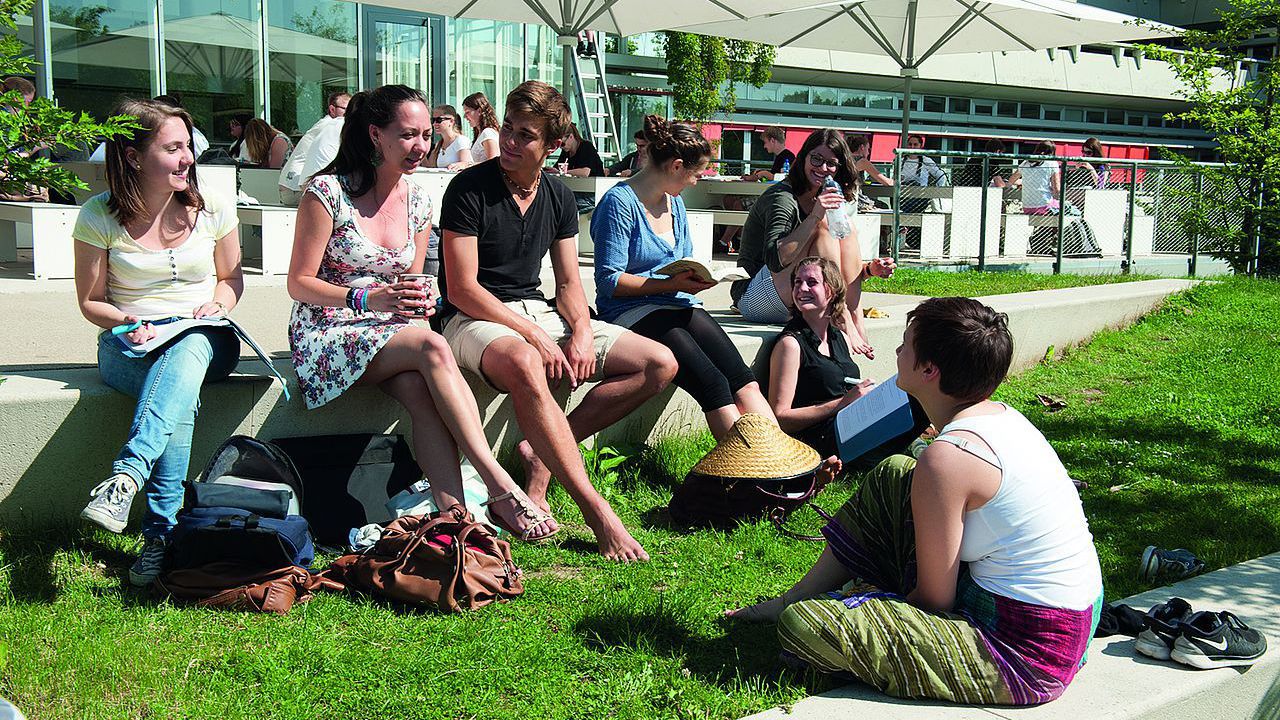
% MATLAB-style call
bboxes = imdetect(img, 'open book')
[834,374,915,463]
[116,317,290,400]
[654,258,750,284]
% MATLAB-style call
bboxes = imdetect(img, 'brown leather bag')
[155,563,334,614]
[321,512,523,612]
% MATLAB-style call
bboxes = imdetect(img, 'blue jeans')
[97,327,239,538]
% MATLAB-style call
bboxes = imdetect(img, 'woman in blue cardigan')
[592,115,776,440]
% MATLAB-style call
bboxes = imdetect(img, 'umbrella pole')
[899,68,917,146]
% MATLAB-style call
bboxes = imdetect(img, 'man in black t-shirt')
[553,123,605,177]
[439,81,677,563]
[741,126,794,182]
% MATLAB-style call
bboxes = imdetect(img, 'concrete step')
[0,279,1195,529]
[741,551,1280,720]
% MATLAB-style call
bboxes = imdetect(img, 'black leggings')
[629,307,757,412]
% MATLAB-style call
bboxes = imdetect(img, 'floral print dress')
[289,174,431,409]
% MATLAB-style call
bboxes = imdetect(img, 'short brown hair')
[2,76,34,98]
[761,126,786,144]
[505,81,571,144]
[327,91,350,109]
[105,98,204,227]
[906,297,1012,401]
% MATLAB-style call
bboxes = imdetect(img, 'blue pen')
[111,320,143,336]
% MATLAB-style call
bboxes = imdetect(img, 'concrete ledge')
[741,552,1280,720]
[0,279,1195,529]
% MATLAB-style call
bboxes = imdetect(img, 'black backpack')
[168,436,314,571]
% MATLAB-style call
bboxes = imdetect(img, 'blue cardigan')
[591,183,700,323]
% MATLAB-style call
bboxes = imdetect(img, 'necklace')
[501,167,540,197]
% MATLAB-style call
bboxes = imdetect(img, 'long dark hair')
[106,98,204,227]
[784,129,858,201]
[462,91,499,141]
[315,84,427,198]
[228,112,253,157]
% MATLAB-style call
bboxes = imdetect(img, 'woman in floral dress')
[287,84,557,541]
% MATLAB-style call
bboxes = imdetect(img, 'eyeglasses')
[807,155,841,170]
[431,117,449,123]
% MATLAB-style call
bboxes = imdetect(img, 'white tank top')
[937,405,1102,610]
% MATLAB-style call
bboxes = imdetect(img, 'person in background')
[439,80,677,562]
[730,296,1103,708]
[742,126,794,182]
[733,129,895,350]
[460,92,500,167]
[72,99,243,586]
[720,126,796,253]
[286,85,557,544]
[593,114,777,441]
[554,123,605,177]
[1072,137,1108,189]
[898,134,946,194]
[0,76,49,202]
[279,90,349,206]
[227,113,253,163]
[1009,140,1066,215]
[90,94,209,161]
[241,118,292,170]
[606,130,648,177]
[847,134,893,187]
[427,104,470,169]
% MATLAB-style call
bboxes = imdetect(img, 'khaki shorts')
[442,298,627,389]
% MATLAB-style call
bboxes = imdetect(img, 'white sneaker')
[80,473,139,533]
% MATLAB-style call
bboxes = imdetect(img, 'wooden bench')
[236,205,297,276]
[0,201,81,279]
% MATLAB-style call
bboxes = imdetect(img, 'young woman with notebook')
[592,115,777,441]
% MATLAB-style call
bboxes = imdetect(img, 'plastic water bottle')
[779,157,791,178]
[822,176,852,239]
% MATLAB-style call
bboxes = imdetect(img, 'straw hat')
[690,413,819,480]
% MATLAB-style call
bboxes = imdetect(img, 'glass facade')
[164,0,262,145]
[47,0,154,116]
[6,0,577,149]
[268,0,356,136]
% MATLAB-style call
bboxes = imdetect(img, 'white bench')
[0,201,81,279]
[63,162,236,208]
[237,205,297,276]
[237,167,283,206]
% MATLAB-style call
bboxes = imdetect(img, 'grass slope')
[1,277,1276,719]
[864,267,1162,296]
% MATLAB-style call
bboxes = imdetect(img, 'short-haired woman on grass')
[730,296,1103,706]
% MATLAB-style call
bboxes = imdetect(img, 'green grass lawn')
[863,267,1164,296]
[2,277,1278,719]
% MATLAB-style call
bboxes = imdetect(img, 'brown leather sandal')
[480,491,559,543]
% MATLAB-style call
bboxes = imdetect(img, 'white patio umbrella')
[674,0,1180,142]
[349,0,854,104]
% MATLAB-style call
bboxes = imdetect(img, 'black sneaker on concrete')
[80,473,139,533]
[128,537,167,587]
[1138,546,1205,583]
[1171,610,1267,669]
[1135,597,1193,661]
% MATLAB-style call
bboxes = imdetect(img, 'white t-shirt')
[279,114,343,191]
[1019,160,1060,209]
[72,191,238,319]
[470,127,499,162]
[435,135,469,167]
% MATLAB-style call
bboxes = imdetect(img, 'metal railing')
[877,149,1253,275]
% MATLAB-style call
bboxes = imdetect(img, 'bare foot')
[590,515,649,563]
[485,488,560,542]
[516,439,553,514]
[814,455,841,494]
[725,594,790,623]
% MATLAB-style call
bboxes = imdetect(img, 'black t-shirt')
[771,148,796,175]
[558,140,605,177]
[608,150,639,175]
[437,158,579,323]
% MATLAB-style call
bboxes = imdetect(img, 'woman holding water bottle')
[286,84,557,543]
[732,129,895,356]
